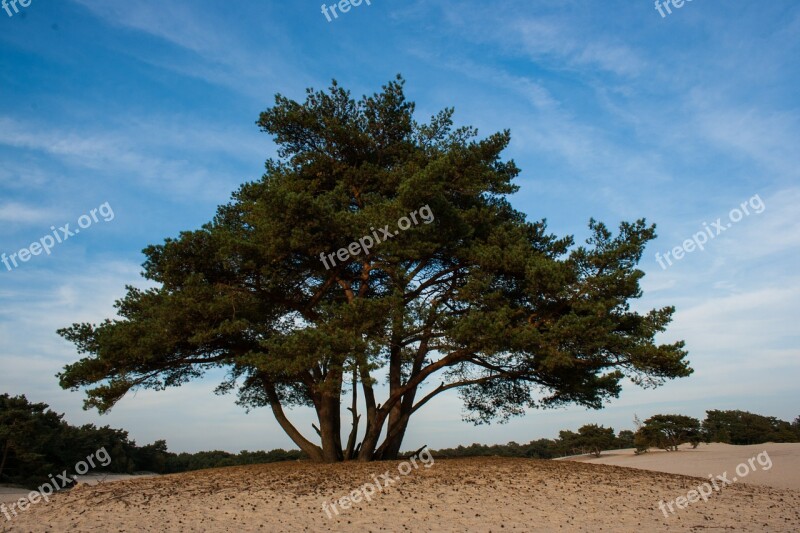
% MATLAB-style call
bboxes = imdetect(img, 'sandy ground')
[0,490,28,506]
[0,474,157,504]
[75,473,159,486]
[560,442,800,490]
[2,456,799,532]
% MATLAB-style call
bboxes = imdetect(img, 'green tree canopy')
[0,394,64,486]
[702,410,798,444]
[635,414,701,452]
[616,429,635,449]
[0,394,139,487]
[57,76,692,462]
[575,424,616,457]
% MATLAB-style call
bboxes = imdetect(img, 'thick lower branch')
[380,348,471,416]
[263,381,323,462]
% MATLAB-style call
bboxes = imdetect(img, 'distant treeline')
[429,428,631,460]
[0,394,302,489]
[701,409,799,445]
[430,411,800,459]
[161,448,304,473]
[2,394,798,489]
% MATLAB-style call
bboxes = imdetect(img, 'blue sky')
[1,0,798,453]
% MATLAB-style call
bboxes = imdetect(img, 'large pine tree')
[58,77,692,462]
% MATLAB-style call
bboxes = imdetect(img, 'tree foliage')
[634,414,701,452]
[576,424,617,457]
[553,425,617,457]
[432,426,631,459]
[702,410,799,444]
[0,395,303,488]
[57,76,692,462]
[616,429,635,449]
[0,394,141,488]
[0,394,64,487]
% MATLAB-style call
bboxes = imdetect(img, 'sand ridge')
[561,442,800,491]
[2,456,799,532]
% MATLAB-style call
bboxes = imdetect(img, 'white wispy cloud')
[0,116,264,201]
[514,18,646,77]
[68,0,311,98]
[688,98,800,181]
[0,202,60,224]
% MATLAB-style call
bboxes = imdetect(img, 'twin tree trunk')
[265,372,415,463]
[313,391,412,462]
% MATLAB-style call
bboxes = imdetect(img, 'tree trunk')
[379,306,436,460]
[344,367,360,460]
[317,395,343,462]
[376,409,411,460]
[378,371,420,459]
[358,364,377,457]
[383,291,405,458]
[358,409,388,461]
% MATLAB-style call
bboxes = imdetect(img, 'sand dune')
[2,456,799,532]
[561,442,800,491]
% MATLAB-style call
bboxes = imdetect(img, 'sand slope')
[0,489,28,506]
[561,442,800,491]
[2,456,799,532]
[1,474,157,504]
